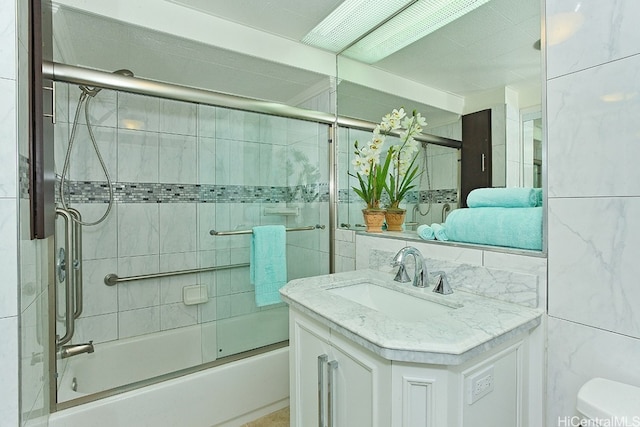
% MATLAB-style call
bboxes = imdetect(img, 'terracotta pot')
[385,209,406,232]
[362,209,386,233]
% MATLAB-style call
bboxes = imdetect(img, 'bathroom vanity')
[280,269,543,427]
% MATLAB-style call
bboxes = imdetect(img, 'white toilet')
[577,378,640,425]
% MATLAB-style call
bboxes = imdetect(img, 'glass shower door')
[51,81,332,407]
[197,106,330,362]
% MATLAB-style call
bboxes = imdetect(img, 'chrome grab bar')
[441,203,451,223]
[55,208,75,347]
[104,263,250,286]
[68,208,83,319]
[210,224,325,236]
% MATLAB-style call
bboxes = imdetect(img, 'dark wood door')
[460,109,492,208]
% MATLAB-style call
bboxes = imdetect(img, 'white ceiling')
[163,0,541,97]
[52,0,541,126]
[52,6,331,105]
[376,0,541,96]
[165,0,346,41]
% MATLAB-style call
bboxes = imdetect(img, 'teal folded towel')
[430,223,449,241]
[534,188,543,206]
[467,187,541,208]
[250,225,287,307]
[416,224,435,240]
[445,207,542,250]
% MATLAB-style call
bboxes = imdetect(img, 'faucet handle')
[393,264,411,283]
[432,271,453,295]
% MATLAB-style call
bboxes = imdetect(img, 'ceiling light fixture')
[345,0,494,63]
[302,0,416,53]
[306,0,493,64]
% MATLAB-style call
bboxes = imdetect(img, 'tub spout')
[59,341,94,359]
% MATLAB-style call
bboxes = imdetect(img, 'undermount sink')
[328,282,460,322]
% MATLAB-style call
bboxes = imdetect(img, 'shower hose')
[59,90,114,226]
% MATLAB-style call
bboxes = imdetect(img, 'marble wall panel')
[546,0,640,79]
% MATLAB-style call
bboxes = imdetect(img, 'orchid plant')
[386,109,427,210]
[349,108,405,210]
[349,108,426,211]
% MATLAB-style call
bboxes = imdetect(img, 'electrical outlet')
[468,366,495,404]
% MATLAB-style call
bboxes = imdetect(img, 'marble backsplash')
[361,239,541,309]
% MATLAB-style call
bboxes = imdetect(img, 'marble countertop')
[280,269,543,365]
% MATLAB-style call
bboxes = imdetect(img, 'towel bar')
[104,263,249,286]
[210,224,325,236]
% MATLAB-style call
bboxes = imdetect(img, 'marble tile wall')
[545,0,640,424]
[54,86,329,350]
[334,229,356,273]
[5,0,50,425]
[18,4,51,424]
[0,0,22,425]
[547,317,640,423]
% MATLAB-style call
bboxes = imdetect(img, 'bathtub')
[57,325,206,401]
[50,321,289,426]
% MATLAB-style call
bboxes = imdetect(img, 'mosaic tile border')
[19,155,29,199]
[338,188,458,205]
[21,154,450,205]
[58,180,330,204]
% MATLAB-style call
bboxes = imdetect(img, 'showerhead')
[79,68,135,97]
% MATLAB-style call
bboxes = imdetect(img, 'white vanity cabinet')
[290,309,528,427]
[290,310,392,427]
[389,339,523,426]
[282,270,542,427]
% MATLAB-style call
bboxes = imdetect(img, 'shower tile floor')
[242,407,289,427]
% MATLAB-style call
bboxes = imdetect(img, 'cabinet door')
[461,109,492,207]
[290,311,392,427]
[290,312,331,427]
[330,333,392,427]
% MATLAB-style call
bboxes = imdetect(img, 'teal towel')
[467,187,541,208]
[250,225,287,307]
[431,223,449,241]
[445,207,542,250]
[534,188,543,206]
[416,224,435,240]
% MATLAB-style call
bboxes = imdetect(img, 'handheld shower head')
[79,68,135,97]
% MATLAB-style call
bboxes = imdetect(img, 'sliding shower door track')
[42,61,461,148]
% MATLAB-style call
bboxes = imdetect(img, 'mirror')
[336,80,462,231]
[51,4,335,112]
[336,0,543,251]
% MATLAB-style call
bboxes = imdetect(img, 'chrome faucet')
[392,246,428,288]
[59,341,94,359]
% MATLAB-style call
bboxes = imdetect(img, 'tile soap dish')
[183,284,208,305]
[264,207,299,216]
